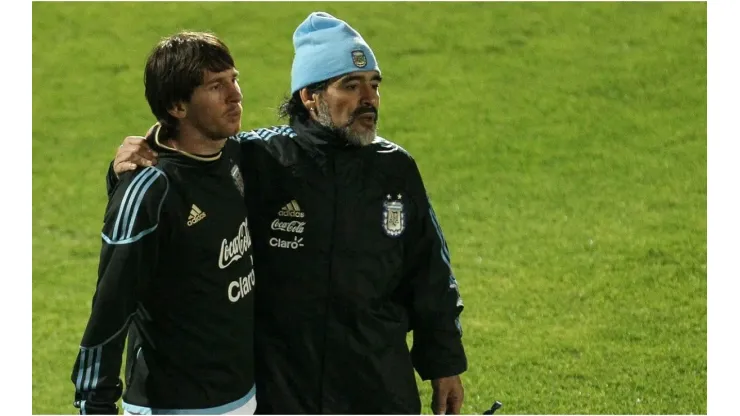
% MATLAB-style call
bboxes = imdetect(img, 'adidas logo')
[278,200,305,218]
[187,204,207,226]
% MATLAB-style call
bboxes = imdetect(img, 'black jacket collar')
[289,117,363,166]
[290,117,351,148]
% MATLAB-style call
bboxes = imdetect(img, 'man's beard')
[204,121,241,141]
[315,100,377,147]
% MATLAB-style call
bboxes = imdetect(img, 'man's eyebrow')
[205,70,239,85]
[340,74,383,84]
[340,75,363,84]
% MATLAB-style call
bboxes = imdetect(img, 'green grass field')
[32,2,706,414]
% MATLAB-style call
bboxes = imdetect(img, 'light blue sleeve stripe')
[110,173,137,241]
[237,130,266,142]
[80,400,87,415]
[112,169,154,238]
[75,349,87,391]
[427,202,464,320]
[125,169,163,238]
[119,168,158,240]
[428,205,452,270]
[102,224,158,245]
[90,345,102,391]
[111,169,149,240]
[103,167,168,245]
[111,168,155,240]
[433,215,451,265]
[82,346,96,390]
[232,125,293,142]
[232,131,250,142]
[279,125,297,138]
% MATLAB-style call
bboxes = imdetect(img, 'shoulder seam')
[231,125,297,142]
[374,136,412,157]
[104,166,169,245]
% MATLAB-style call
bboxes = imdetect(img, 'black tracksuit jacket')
[237,119,466,414]
[81,136,256,414]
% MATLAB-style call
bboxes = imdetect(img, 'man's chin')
[346,128,376,147]
[231,120,242,134]
[219,123,241,139]
[350,123,376,135]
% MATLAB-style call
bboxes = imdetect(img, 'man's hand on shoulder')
[113,124,160,177]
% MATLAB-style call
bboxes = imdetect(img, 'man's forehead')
[203,67,239,82]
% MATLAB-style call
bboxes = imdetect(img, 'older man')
[112,12,466,414]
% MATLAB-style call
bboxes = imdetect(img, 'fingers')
[113,161,139,176]
[129,152,156,167]
[124,135,147,146]
[432,376,464,415]
[113,142,159,176]
[122,136,158,159]
[113,153,152,175]
[449,378,464,415]
[116,136,157,167]
[432,391,448,415]
[448,392,463,415]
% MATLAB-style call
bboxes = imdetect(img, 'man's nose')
[359,84,379,107]
[228,83,243,103]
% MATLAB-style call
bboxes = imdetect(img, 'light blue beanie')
[291,12,381,94]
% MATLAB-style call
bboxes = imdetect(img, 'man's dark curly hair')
[277,79,330,124]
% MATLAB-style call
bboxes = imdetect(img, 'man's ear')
[299,88,319,117]
[167,101,188,120]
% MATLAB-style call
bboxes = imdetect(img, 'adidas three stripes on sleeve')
[70,167,169,414]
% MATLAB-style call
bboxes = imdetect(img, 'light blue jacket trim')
[122,384,256,415]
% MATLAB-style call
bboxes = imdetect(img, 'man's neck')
[166,124,227,156]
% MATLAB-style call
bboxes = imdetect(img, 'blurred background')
[32,2,706,414]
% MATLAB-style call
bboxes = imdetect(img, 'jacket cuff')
[412,329,468,380]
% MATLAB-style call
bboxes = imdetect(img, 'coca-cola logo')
[271,219,305,234]
[218,219,252,269]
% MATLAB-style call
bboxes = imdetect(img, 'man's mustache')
[346,106,379,126]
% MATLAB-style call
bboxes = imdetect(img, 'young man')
[112,13,466,415]
[71,32,257,415]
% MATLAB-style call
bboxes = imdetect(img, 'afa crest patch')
[351,50,368,68]
[382,194,405,237]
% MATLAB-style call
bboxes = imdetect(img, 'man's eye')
[345,84,358,90]
[211,84,221,90]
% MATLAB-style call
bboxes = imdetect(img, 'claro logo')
[269,236,304,250]
[228,270,255,303]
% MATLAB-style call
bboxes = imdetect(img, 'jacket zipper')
[319,153,339,412]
